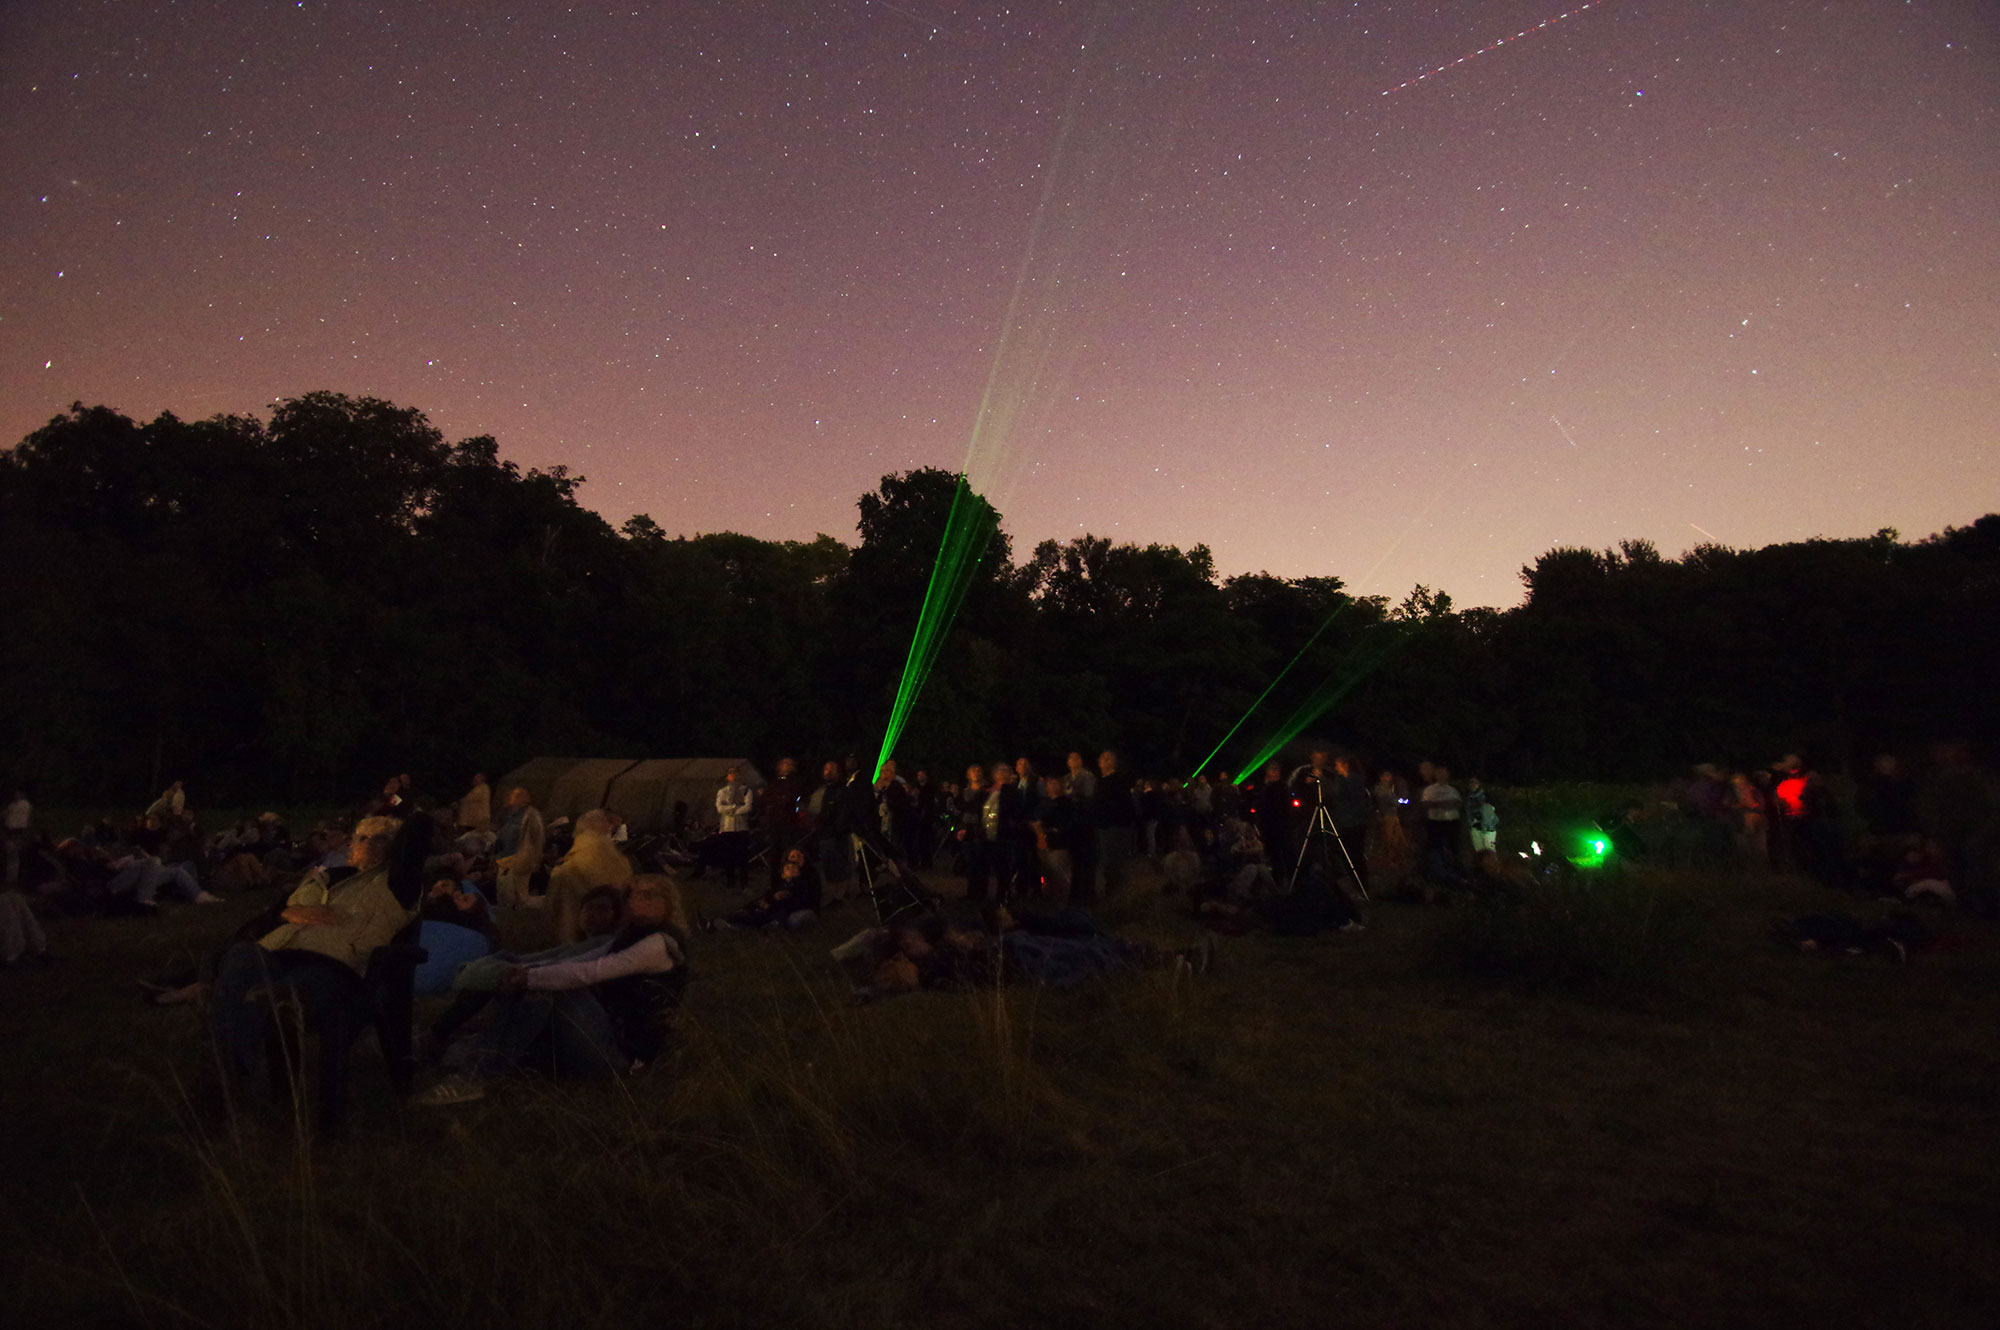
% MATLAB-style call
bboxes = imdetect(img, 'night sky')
[3,0,1994,606]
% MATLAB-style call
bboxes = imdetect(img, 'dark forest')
[4,393,1994,803]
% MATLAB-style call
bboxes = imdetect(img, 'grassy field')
[2,854,1996,1329]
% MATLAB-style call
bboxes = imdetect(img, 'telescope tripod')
[1289,783,1369,902]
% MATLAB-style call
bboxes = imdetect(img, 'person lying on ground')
[706,848,822,932]
[416,876,688,1104]
[980,900,1100,939]
[204,817,410,1088]
[1771,908,1931,962]
[853,914,1208,1000]
[1194,860,1362,936]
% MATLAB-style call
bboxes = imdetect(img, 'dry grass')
[2,860,1997,1328]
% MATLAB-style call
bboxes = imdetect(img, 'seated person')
[414,874,498,995]
[144,861,362,1006]
[417,875,687,1103]
[549,810,635,945]
[107,831,219,909]
[707,848,821,931]
[1891,839,1955,904]
[420,885,626,1055]
[0,885,53,967]
[206,817,411,1083]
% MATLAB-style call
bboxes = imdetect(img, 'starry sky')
[3,0,1994,607]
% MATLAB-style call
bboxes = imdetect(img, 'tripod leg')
[1325,815,1369,902]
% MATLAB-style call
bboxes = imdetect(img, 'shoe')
[151,982,205,1006]
[413,1030,445,1066]
[414,1075,489,1106]
[194,891,223,905]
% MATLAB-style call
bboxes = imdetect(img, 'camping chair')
[261,918,428,1136]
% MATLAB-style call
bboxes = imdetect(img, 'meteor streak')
[1383,1,1615,96]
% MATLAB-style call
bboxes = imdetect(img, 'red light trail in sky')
[1383,1,1615,95]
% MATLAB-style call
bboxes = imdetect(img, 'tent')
[494,756,763,836]
[606,758,764,835]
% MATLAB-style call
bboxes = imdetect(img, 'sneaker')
[150,982,205,1006]
[414,1075,489,1107]
[194,891,224,905]
[413,1030,445,1066]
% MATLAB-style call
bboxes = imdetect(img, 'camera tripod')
[1289,777,1369,901]
[852,829,933,923]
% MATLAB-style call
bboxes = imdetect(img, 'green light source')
[1571,832,1612,868]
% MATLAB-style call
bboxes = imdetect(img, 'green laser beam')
[1234,626,1409,779]
[875,475,999,779]
[871,13,1176,777]
[1189,595,1354,779]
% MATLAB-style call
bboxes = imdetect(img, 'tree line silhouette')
[3,393,1993,803]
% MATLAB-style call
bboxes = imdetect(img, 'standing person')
[1917,741,1995,912]
[1370,768,1414,891]
[1857,753,1921,850]
[760,757,810,889]
[3,789,31,886]
[493,787,545,909]
[1463,776,1499,855]
[875,759,914,856]
[1326,754,1375,895]
[1189,773,1216,842]
[1419,765,1465,882]
[954,765,993,900]
[982,761,1026,901]
[1064,751,1099,897]
[1031,773,1083,907]
[0,880,51,966]
[456,772,493,835]
[806,760,851,901]
[1092,750,1139,899]
[1729,768,1769,864]
[713,766,755,891]
[909,768,939,869]
[1254,764,1294,879]
[1013,758,1042,893]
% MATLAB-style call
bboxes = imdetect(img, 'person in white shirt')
[713,766,755,889]
[1420,766,1467,883]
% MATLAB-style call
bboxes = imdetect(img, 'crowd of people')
[1,736,1994,1111]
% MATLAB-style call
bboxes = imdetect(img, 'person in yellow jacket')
[550,809,635,943]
